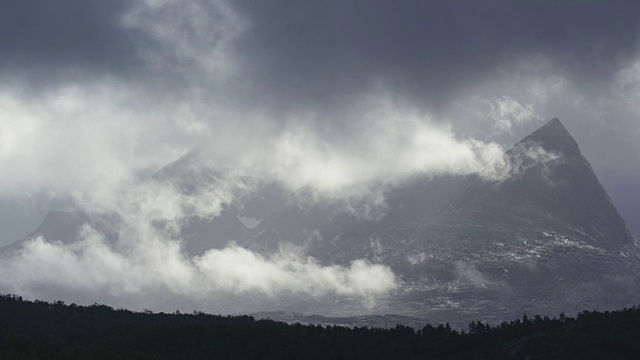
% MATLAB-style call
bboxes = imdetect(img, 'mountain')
[3,118,639,327]
[172,118,640,325]
[450,118,636,253]
[0,211,91,254]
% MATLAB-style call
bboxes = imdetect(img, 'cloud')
[489,96,539,133]
[454,261,493,289]
[230,0,640,115]
[0,175,397,306]
[0,0,137,84]
[613,59,640,117]
[1,0,640,308]
[0,83,184,197]
[262,95,511,197]
[1,0,637,204]
[122,0,245,85]
[0,233,396,299]
[0,85,509,303]
[407,252,428,266]
[0,81,513,202]
[195,244,395,297]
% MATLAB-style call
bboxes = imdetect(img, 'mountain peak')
[451,117,636,250]
[542,117,563,128]
[516,118,581,157]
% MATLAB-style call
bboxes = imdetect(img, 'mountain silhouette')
[3,118,638,327]
[450,118,637,252]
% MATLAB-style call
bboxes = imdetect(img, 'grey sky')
[1,0,639,240]
[232,0,640,113]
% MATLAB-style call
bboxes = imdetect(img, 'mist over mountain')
[450,118,636,252]
[2,118,637,327]
[3,1,640,337]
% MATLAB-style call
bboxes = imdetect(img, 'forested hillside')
[1,295,640,359]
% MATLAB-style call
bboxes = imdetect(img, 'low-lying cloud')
[0,63,556,309]
[0,75,519,307]
[0,233,396,299]
[0,82,515,201]
[0,176,397,307]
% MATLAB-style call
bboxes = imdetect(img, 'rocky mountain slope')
[3,118,638,327]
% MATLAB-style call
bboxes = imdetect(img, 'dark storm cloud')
[0,0,138,80]
[4,0,639,110]
[231,0,640,113]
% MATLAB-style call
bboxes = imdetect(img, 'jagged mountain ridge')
[449,118,636,253]
[3,118,639,326]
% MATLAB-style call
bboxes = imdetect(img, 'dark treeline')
[1,294,640,359]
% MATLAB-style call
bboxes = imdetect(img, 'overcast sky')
[1,0,639,307]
